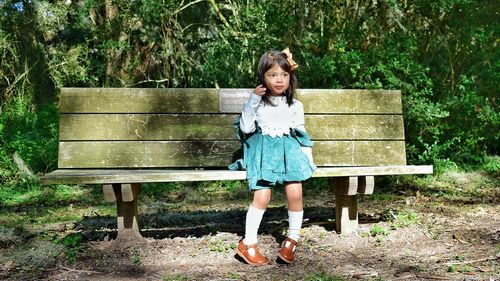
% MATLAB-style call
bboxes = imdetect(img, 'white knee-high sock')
[288,210,304,242]
[243,205,266,245]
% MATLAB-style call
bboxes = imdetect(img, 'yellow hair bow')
[282,47,299,71]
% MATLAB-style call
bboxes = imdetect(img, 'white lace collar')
[256,96,301,138]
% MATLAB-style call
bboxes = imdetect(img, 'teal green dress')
[229,119,317,190]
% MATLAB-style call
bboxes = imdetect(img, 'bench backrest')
[58,88,406,168]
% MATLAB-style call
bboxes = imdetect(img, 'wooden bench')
[41,88,433,239]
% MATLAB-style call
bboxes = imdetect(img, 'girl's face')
[263,65,290,96]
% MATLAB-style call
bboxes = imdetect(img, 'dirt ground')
[1,188,499,281]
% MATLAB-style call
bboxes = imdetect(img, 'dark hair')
[257,50,298,106]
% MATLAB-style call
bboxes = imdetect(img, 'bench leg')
[331,177,358,234]
[112,183,142,240]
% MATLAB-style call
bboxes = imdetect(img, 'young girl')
[229,48,316,265]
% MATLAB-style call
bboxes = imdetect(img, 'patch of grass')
[5,237,65,273]
[164,274,188,281]
[303,178,330,194]
[56,232,86,264]
[208,237,236,254]
[370,225,389,237]
[305,272,348,281]
[458,265,475,273]
[0,226,27,247]
[483,155,500,174]
[382,165,499,202]
[142,182,185,197]
[390,210,418,230]
[133,249,141,265]
[447,264,475,273]
[369,225,389,246]
[446,255,476,273]
[0,181,100,208]
[141,180,252,205]
[0,180,115,230]
[366,193,399,202]
[228,273,241,279]
[0,203,114,229]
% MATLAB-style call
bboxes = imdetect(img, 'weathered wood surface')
[332,177,359,234]
[40,88,434,190]
[60,88,402,114]
[357,176,375,194]
[113,183,142,239]
[102,184,116,202]
[313,140,406,166]
[59,114,404,141]
[59,88,220,113]
[40,165,433,185]
[58,141,240,168]
[220,89,402,114]
[332,177,359,196]
[56,88,407,169]
[57,140,406,168]
[306,115,404,140]
[59,114,237,141]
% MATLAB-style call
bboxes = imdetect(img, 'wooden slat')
[220,89,402,114]
[59,88,219,113]
[58,141,241,168]
[314,141,407,166]
[306,115,404,140]
[58,140,406,168]
[40,165,433,185]
[299,89,402,114]
[61,88,401,114]
[59,114,238,140]
[219,89,249,113]
[59,114,403,141]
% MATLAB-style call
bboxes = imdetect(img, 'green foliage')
[133,249,142,265]
[0,181,90,208]
[447,264,475,273]
[140,180,250,205]
[0,0,497,190]
[0,97,59,175]
[484,156,500,174]
[383,167,499,202]
[390,211,418,230]
[370,225,389,237]
[57,233,86,264]
[208,237,236,254]
[164,274,188,281]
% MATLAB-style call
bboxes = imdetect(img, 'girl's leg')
[278,182,303,263]
[285,182,303,241]
[243,188,271,245]
[252,188,272,210]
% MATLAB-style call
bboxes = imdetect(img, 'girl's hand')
[254,85,267,96]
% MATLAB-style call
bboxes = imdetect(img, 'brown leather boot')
[278,237,298,263]
[236,240,269,266]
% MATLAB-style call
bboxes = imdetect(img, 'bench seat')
[41,165,432,185]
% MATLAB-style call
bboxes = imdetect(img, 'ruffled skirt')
[230,129,316,190]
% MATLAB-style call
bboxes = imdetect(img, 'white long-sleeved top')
[239,93,314,164]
